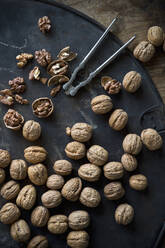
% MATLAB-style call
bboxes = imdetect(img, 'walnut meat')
[87,145,109,166]
[14,94,29,105]
[16,185,36,210]
[16,53,33,68]
[0,149,11,168]
[101,76,121,94]
[46,174,64,190]
[27,235,48,248]
[1,180,20,200]
[67,123,93,142]
[147,26,164,46]
[115,203,134,225]
[53,160,72,176]
[8,77,26,93]
[104,182,125,200]
[48,215,68,234]
[32,97,54,118]
[122,134,142,155]
[121,153,137,172]
[31,206,49,227]
[23,120,41,141]
[47,59,68,76]
[133,41,155,62]
[28,163,48,186]
[62,177,82,202]
[10,219,31,242]
[68,210,90,230]
[0,168,5,184]
[80,187,101,208]
[38,16,51,33]
[103,162,124,180]
[141,128,163,151]
[67,231,89,248]
[129,174,148,191]
[65,141,86,160]
[24,146,47,164]
[91,95,113,114]
[35,49,52,67]
[41,190,62,208]
[3,109,24,130]
[109,109,128,131]
[10,159,27,180]
[123,71,142,93]
[78,163,101,182]
[29,66,41,81]
[57,46,77,62]
[0,203,20,224]
[0,89,14,106]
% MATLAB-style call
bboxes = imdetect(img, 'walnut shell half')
[32,97,54,118]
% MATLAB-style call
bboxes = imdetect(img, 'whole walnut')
[0,168,5,184]
[123,71,142,93]
[133,41,155,62]
[41,190,62,208]
[24,146,47,164]
[141,128,163,151]
[91,95,113,114]
[0,149,11,168]
[10,159,27,180]
[66,123,93,142]
[1,180,20,200]
[109,109,128,131]
[65,141,86,160]
[23,120,41,141]
[0,203,20,224]
[115,203,134,225]
[68,210,90,230]
[87,145,109,166]
[121,153,137,171]
[46,174,64,190]
[53,159,72,176]
[10,219,31,242]
[31,206,49,227]
[28,163,48,185]
[80,187,101,208]
[16,184,36,210]
[147,26,164,46]
[48,215,68,234]
[103,162,124,180]
[104,182,125,200]
[61,177,82,202]
[67,231,89,248]
[27,235,48,248]
[78,163,101,182]
[129,174,148,191]
[122,134,142,155]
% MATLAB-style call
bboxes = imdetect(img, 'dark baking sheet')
[0,0,165,247]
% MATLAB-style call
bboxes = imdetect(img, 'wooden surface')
[56,0,165,103]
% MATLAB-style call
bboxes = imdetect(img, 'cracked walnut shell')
[109,109,128,131]
[104,182,125,200]
[28,163,48,186]
[47,59,68,76]
[147,26,164,47]
[57,46,77,62]
[53,159,72,176]
[103,162,124,180]
[0,149,11,168]
[115,203,134,225]
[24,146,47,164]
[91,95,113,114]
[129,174,148,191]
[61,177,82,202]
[32,97,54,118]
[68,210,90,231]
[133,41,155,62]
[87,145,108,166]
[123,134,142,155]
[80,187,101,208]
[31,206,49,227]
[78,163,101,182]
[121,153,137,172]
[41,190,62,208]
[141,128,163,151]
[0,203,21,224]
[67,122,93,142]
[10,219,31,242]
[10,159,27,180]
[65,141,86,160]
[1,180,20,200]
[47,74,69,86]
[67,231,89,248]
[16,184,36,210]
[27,235,48,248]
[123,71,142,93]
[48,215,68,234]
[23,120,41,142]
[3,109,24,131]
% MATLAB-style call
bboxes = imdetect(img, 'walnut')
[68,210,90,230]
[109,109,128,131]
[47,59,68,76]
[91,94,113,114]
[61,177,82,202]
[27,235,48,248]
[41,190,62,208]
[67,231,89,248]
[0,89,14,106]
[123,71,142,93]
[115,203,134,225]
[103,162,124,180]
[53,160,72,176]
[104,182,125,200]
[23,120,41,141]
[40,77,48,85]
[31,206,49,227]
[10,159,27,180]
[122,134,142,155]
[78,163,101,182]
[50,85,61,97]
[38,16,51,33]
[10,219,31,242]
[16,53,33,68]
[1,180,20,200]
[15,94,29,104]
[65,141,86,160]
[80,187,101,208]
[133,41,155,62]
[29,66,41,80]
[24,146,47,164]
[0,168,5,184]
[67,123,93,142]
[16,184,36,210]
[0,149,11,168]
[141,128,163,151]
[32,97,54,118]
[48,215,68,234]
[35,49,52,67]
[46,174,65,190]
[47,75,69,86]
[129,174,148,191]
[28,163,48,186]
[121,153,137,172]
[0,203,21,224]
[147,26,164,46]
[3,109,24,130]
[87,145,109,166]
[8,77,26,93]
[57,46,77,62]
[101,76,121,94]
